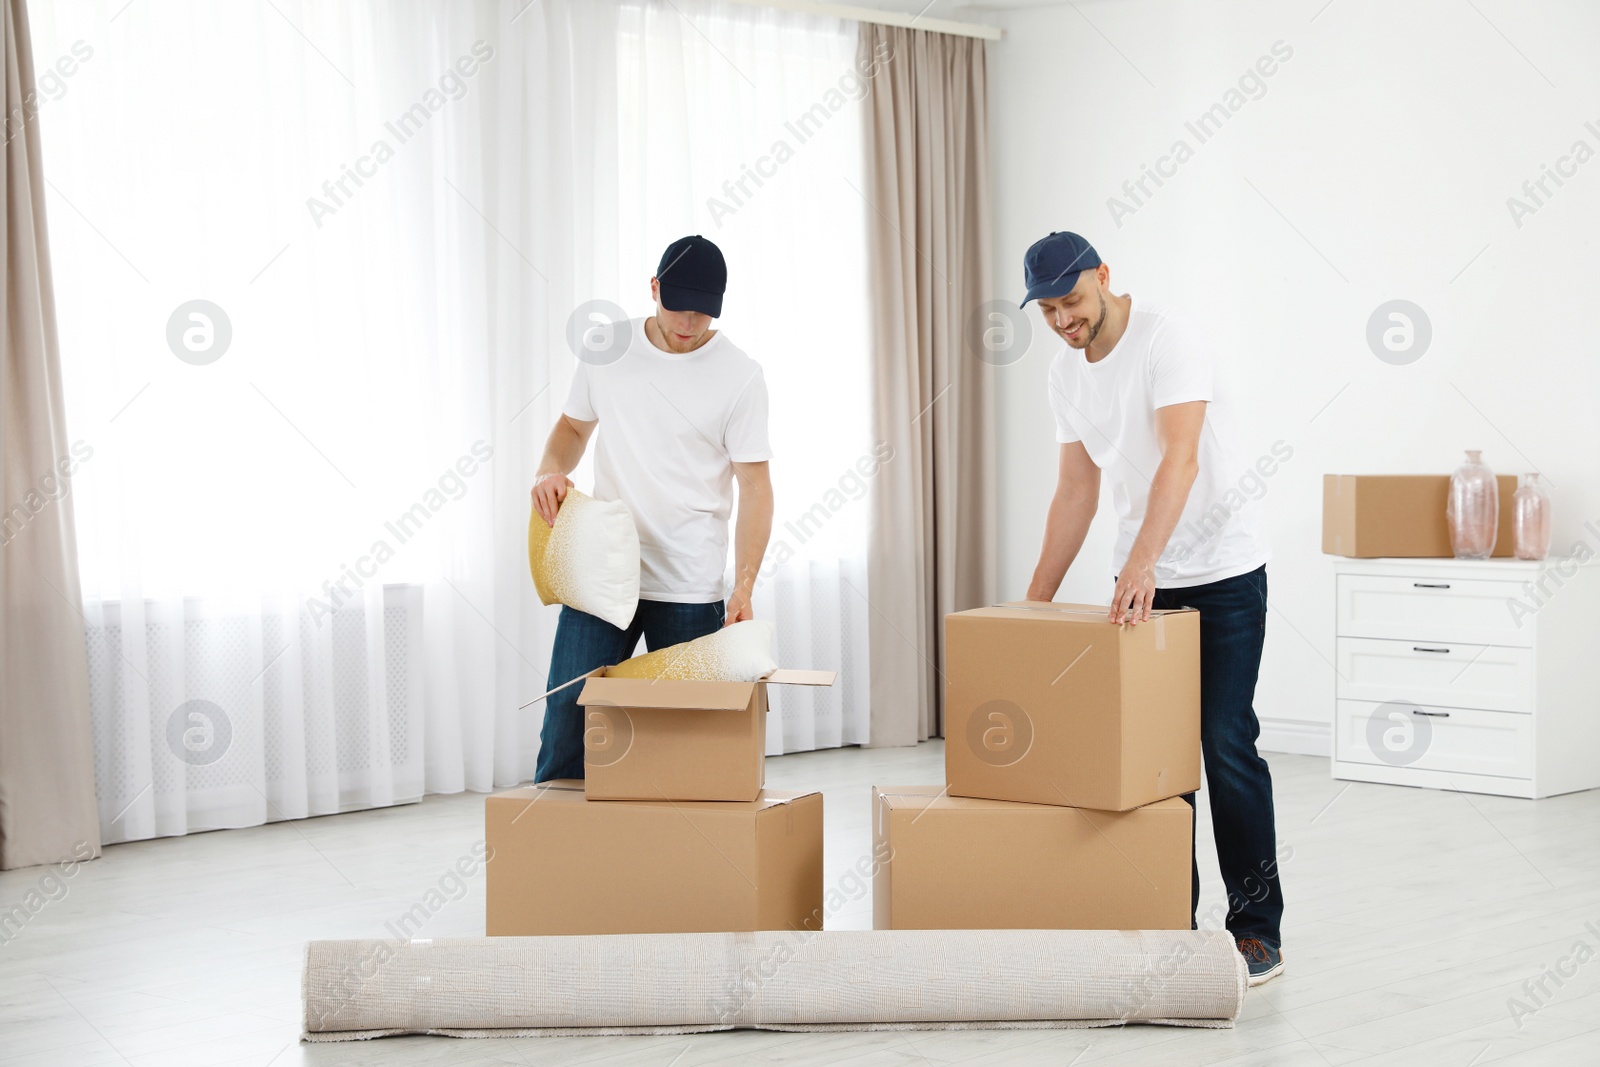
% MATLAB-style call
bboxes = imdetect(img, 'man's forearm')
[731,486,774,596]
[1125,458,1199,569]
[537,421,585,478]
[1027,493,1096,601]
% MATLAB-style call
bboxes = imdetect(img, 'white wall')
[981,0,1600,753]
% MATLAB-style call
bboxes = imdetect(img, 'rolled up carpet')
[302,928,1245,1041]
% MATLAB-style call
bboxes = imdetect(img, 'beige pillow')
[606,619,777,681]
[527,489,640,630]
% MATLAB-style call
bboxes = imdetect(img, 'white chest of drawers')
[1332,557,1600,798]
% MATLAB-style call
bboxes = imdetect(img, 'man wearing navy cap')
[1020,231,1284,986]
[529,235,774,783]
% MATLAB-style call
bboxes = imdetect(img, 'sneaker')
[1237,937,1284,987]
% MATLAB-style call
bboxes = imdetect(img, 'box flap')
[760,668,837,687]
[491,781,584,800]
[629,788,816,812]
[577,675,755,711]
[874,785,954,811]
[584,789,819,812]
[490,782,818,811]
[751,788,821,809]
[875,784,945,800]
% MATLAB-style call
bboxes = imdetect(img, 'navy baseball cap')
[656,235,727,318]
[1020,231,1102,308]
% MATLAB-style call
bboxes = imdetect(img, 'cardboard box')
[1322,474,1517,558]
[577,669,835,802]
[944,603,1200,811]
[486,781,823,936]
[872,785,1192,930]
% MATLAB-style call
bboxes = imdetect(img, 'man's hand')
[724,586,753,627]
[531,473,574,527]
[1023,582,1056,603]
[1110,557,1156,625]
[530,416,595,526]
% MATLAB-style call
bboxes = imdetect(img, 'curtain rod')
[722,0,1003,40]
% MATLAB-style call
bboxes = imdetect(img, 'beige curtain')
[1,0,100,869]
[859,24,996,746]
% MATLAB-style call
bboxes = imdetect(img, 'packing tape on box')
[992,603,1185,619]
[302,928,1245,1040]
[990,603,1171,649]
[992,603,1111,616]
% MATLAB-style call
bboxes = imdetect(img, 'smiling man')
[530,234,774,784]
[1019,231,1283,986]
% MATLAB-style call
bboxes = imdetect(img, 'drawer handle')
[1412,646,1451,654]
[1412,709,1451,718]
[1413,582,1451,589]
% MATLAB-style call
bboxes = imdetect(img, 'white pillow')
[606,619,777,681]
[527,489,640,630]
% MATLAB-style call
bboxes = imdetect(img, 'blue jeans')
[533,599,726,783]
[1143,564,1283,945]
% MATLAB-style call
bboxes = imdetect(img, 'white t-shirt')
[563,318,771,604]
[1047,299,1270,588]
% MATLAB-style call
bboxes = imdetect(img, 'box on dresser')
[1323,474,1517,558]
[1331,557,1600,798]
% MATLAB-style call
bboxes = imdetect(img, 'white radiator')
[86,585,426,844]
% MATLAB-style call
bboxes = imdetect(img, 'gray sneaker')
[1237,937,1284,987]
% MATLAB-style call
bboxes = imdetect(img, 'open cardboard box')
[577,668,836,802]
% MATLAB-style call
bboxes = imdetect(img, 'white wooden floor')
[3,743,1599,1066]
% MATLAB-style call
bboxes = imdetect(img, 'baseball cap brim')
[1020,268,1088,308]
[659,284,722,318]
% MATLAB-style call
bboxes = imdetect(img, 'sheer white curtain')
[30,0,623,842]
[31,0,869,843]
[615,0,873,752]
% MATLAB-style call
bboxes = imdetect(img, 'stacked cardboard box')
[487,667,834,936]
[874,603,1200,931]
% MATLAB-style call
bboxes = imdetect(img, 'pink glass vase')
[1513,473,1552,561]
[1447,450,1498,560]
